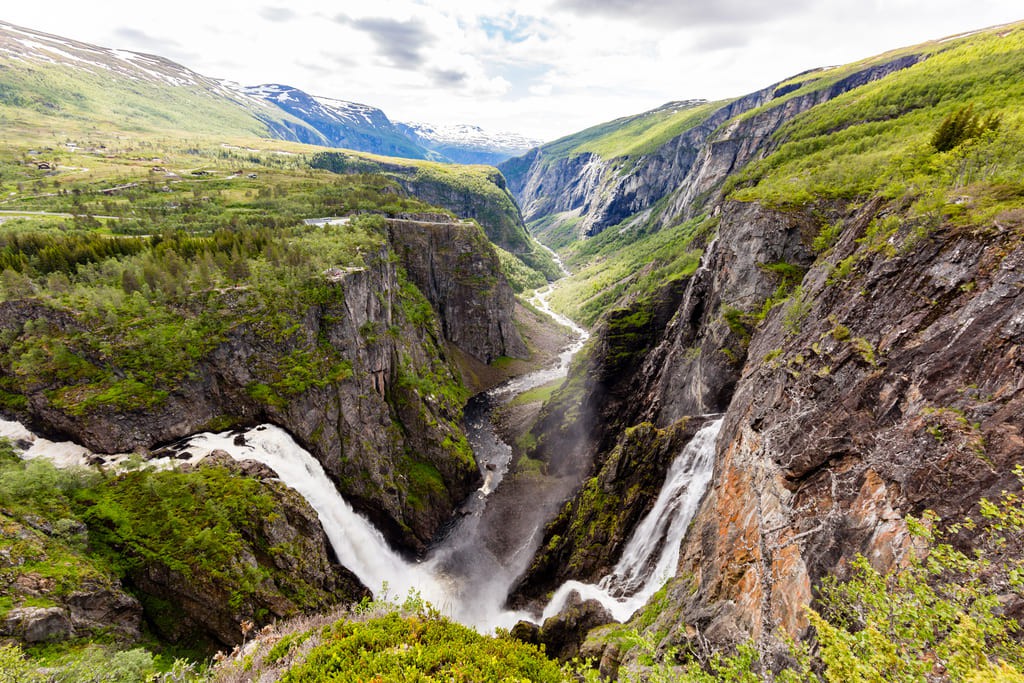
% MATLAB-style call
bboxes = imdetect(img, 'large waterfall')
[541,419,723,623]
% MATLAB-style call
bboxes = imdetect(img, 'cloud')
[555,0,812,26]
[336,15,436,70]
[432,68,468,87]
[259,7,296,23]
[112,27,198,61]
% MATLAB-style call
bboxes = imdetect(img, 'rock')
[538,593,614,661]
[509,620,541,645]
[2,607,72,642]
[387,217,527,363]
[66,586,143,639]
[199,452,277,480]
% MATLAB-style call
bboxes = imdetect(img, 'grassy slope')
[730,23,1024,214]
[540,99,723,163]
[0,49,306,142]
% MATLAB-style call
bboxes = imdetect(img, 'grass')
[548,214,711,326]
[507,378,562,407]
[537,100,724,164]
[730,23,1024,214]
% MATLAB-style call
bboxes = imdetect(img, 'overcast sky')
[3,1,1022,141]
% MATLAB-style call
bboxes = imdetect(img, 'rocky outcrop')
[0,511,144,644]
[2,607,72,643]
[387,217,527,363]
[502,54,926,240]
[511,594,614,662]
[127,459,366,649]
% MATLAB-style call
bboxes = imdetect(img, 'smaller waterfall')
[541,418,723,623]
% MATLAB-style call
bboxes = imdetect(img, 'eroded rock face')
[677,202,1024,646]
[387,217,527,363]
[0,505,144,646]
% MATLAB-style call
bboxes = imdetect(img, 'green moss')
[400,459,448,514]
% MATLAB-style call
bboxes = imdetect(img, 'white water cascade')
[541,418,724,623]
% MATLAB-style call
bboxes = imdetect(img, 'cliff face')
[670,200,1024,647]
[387,217,528,363]
[526,197,1024,651]
[501,55,925,240]
[3,218,525,554]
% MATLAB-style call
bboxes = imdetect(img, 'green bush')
[279,611,564,682]
[931,104,1001,152]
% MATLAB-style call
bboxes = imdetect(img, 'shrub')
[931,104,1001,152]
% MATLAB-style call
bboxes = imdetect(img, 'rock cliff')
[2,217,525,554]
[522,196,1024,657]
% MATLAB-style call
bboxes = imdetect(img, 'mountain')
[397,121,543,166]
[239,84,433,160]
[0,20,320,140]
[0,21,535,165]
[243,83,541,164]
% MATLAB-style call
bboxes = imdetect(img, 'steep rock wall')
[671,201,1024,648]
[387,217,527,363]
[502,54,925,240]
[525,198,1024,654]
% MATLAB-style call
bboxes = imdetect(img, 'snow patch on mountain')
[401,121,542,153]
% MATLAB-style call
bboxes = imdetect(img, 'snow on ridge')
[402,120,541,151]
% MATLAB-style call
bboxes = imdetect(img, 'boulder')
[3,606,73,642]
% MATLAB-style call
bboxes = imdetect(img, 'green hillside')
[540,99,722,163]
[544,22,1024,322]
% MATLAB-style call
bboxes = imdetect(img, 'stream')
[0,279,721,632]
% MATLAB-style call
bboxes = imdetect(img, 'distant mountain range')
[0,21,540,165]
[241,84,541,165]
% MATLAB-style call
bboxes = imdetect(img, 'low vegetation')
[729,25,1024,218]
[547,213,711,327]
[5,441,1020,681]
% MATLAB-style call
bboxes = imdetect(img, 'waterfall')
[541,418,723,624]
[179,425,536,630]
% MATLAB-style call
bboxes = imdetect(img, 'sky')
[3,1,1023,142]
